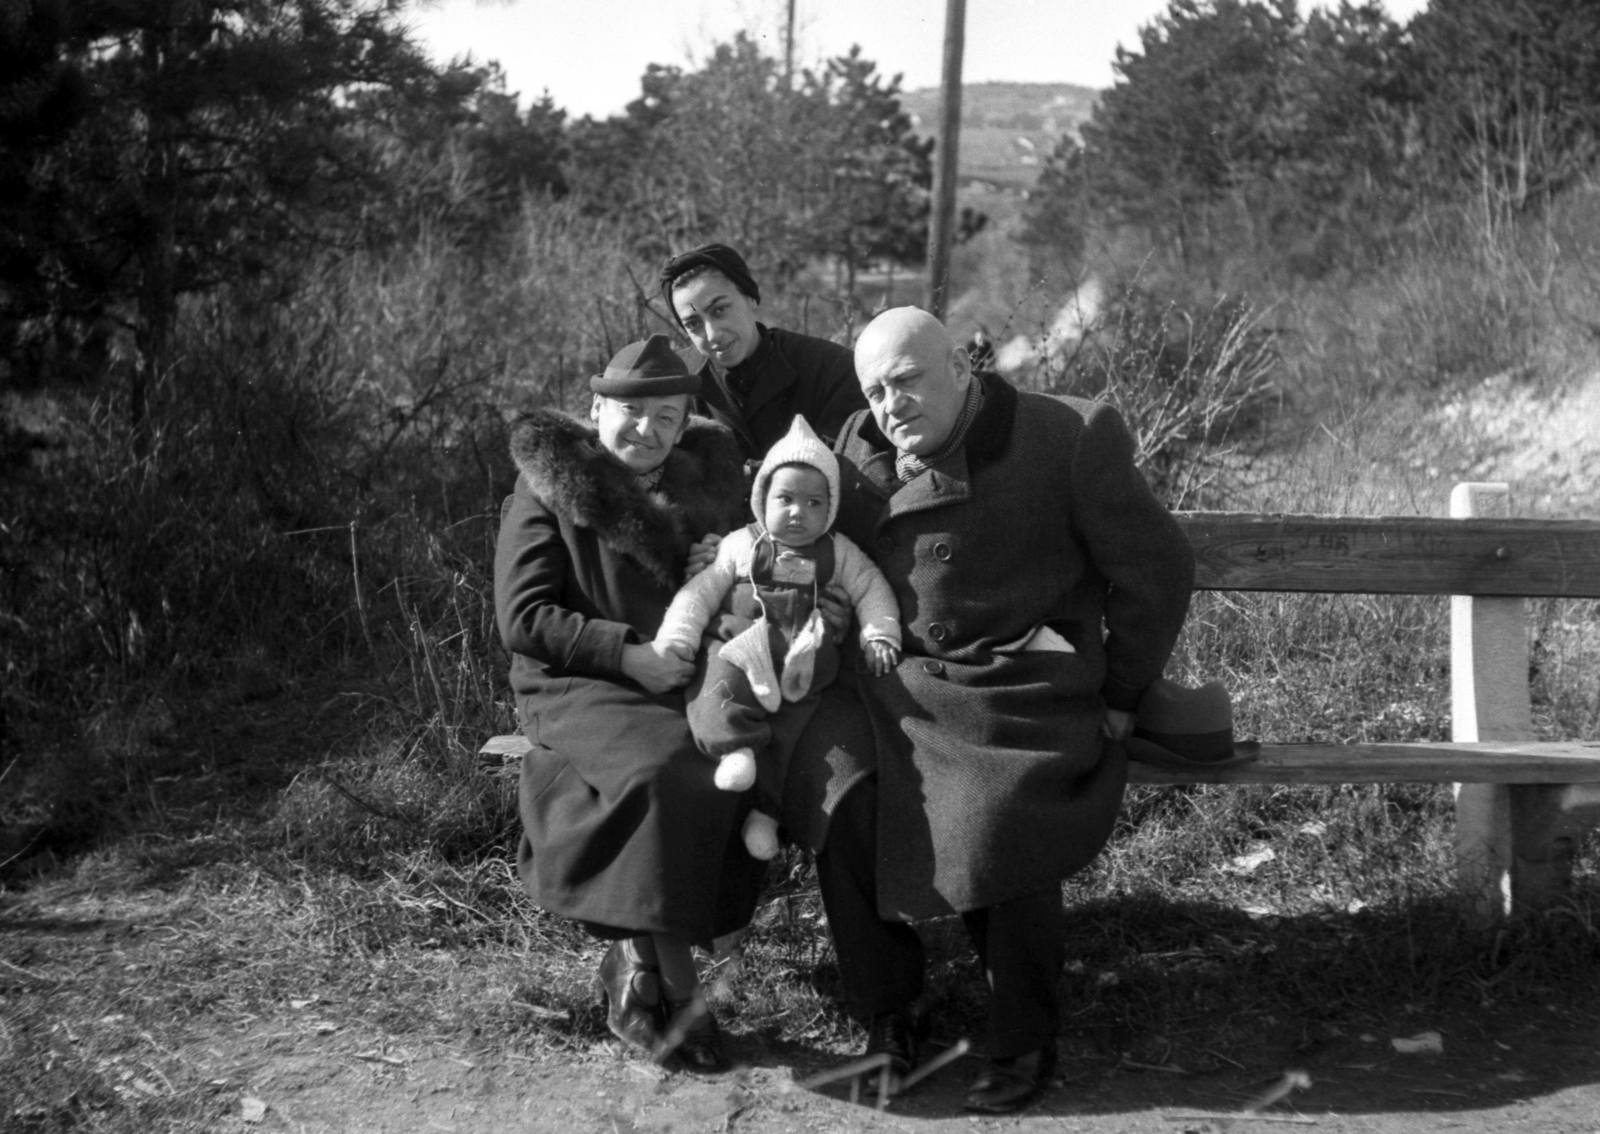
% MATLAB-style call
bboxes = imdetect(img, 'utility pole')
[926,0,965,320]
[784,0,796,88]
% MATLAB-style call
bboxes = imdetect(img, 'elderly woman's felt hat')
[1123,678,1261,768]
[590,334,701,397]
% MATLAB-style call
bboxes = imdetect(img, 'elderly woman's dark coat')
[495,408,756,946]
[692,324,865,458]
[828,373,1196,921]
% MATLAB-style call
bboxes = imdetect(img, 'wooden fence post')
[1450,483,1530,918]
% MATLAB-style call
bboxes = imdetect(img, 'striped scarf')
[894,376,985,483]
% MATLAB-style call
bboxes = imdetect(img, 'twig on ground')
[0,956,63,986]
[1243,1070,1312,1113]
[652,987,708,1065]
[898,1038,971,1090]
[512,999,566,1021]
[785,1052,892,1093]
[1163,1115,1317,1126]
[353,1050,408,1066]
[324,773,412,825]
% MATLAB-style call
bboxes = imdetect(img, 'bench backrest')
[1176,483,1600,917]
[1173,512,1600,597]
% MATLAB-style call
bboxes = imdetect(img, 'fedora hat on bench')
[1123,677,1261,769]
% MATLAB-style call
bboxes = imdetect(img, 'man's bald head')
[853,307,972,458]
[853,307,955,370]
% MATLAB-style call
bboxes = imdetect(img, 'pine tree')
[0,0,461,435]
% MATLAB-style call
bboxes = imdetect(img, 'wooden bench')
[482,482,1600,917]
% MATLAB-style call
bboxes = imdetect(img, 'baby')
[653,415,901,859]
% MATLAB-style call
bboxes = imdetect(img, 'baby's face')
[764,465,830,547]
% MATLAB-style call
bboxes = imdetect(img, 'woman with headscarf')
[495,334,763,1071]
[660,243,866,460]
[660,244,875,877]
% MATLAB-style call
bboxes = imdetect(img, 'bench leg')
[1457,782,1600,916]
[1455,783,1513,918]
[1449,484,1535,919]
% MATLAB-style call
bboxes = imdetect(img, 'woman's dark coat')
[692,324,865,458]
[495,408,756,946]
[827,374,1196,921]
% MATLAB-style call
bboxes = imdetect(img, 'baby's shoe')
[742,810,780,860]
[714,748,757,792]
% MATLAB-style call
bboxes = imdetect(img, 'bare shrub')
[1026,288,1277,509]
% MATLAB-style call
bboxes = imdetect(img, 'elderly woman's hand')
[685,533,722,579]
[622,642,694,693]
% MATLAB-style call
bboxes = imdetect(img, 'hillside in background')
[900,81,1098,190]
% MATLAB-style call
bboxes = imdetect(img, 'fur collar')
[509,409,748,587]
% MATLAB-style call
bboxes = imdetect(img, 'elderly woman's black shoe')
[661,997,730,1072]
[963,1046,1057,1114]
[596,941,662,1054]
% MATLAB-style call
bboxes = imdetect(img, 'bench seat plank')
[480,734,1600,786]
[1127,741,1600,785]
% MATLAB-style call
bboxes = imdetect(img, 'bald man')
[798,307,1194,1112]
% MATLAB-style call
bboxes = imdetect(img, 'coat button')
[876,536,895,555]
[928,622,947,642]
[922,659,945,676]
[933,541,952,561]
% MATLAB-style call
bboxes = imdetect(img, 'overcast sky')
[406,0,1431,120]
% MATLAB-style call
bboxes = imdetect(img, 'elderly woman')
[660,243,866,458]
[495,334,759,1071]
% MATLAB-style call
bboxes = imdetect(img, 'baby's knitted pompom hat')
[751,415,840,531]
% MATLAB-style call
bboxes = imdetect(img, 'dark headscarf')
[659,243,761,326]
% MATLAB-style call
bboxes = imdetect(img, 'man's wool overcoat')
[495,408,759,946]
[693,324,865,458]
[831,373,1196,920]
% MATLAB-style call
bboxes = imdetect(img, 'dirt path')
[5,880,1599,1134]
[204,1021,1600,1133]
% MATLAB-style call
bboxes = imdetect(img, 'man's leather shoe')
[661,997,730,1072]
[863,1009,920,1090]
[963,1046,1057,1114]
[596,941,661,1054]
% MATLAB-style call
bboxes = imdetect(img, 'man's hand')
[623,642,693,693]
[865,640,901,676]
[685,533,722,579]
[817,583,853,645]
[1102,708,1134,741]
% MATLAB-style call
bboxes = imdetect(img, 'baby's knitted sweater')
[655,526,901,658]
